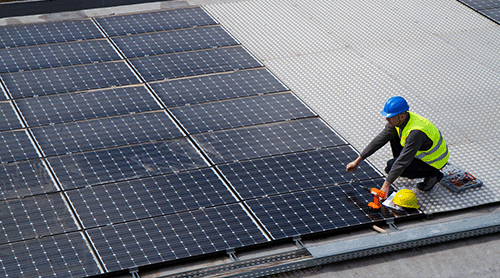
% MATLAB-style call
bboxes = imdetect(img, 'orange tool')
[368,188,386,210]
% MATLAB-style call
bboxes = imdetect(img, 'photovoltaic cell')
[0,130,39,163]
[151,69,288,107]
[481,8,500,23]
[31,111,184,156]
[0,102,22,131]
[245,179,411,240]
[0,233,101,277]
[129,46,262,82]
[66,168,236,229]
[0,159,57,201]
[113,26,238,58]
[0,40,121,74]
[170,93,316,134]
[95,7,217,37]
[15,86,161,127]
[47,139,208,190]
[217,146,382,200]
[2,61,141,99]
[0,193,78,244]
[194,118,346,164]
[0,19,104,49]
[86,204,268,272]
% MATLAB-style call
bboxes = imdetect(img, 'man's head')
[381,96,409,127]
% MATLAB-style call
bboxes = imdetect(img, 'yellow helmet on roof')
[393,189,419,209]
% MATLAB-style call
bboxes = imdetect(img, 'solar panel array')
[0,7,421,277]
[458,0,500,24]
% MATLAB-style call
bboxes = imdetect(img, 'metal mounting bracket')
[293,236,305,249]
[129,267,140,278]
[386,218,399,231]
[227,248,238,261]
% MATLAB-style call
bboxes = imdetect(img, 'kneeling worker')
[346,96,449,197]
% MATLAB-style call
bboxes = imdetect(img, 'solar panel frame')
[113,26,239,58]
[0,159,58,201]
[95,7,217,37]
[15,86,162,127]
[86,204,268,272]
[2,61,141,99]
[47,139,209,190]
[0,101,23,132]
[193,118,347,164]
[481,8,500,23]
[31,111,184,156]
[0,39,122,74]
[0,19,104,49]
[217,146,382,200]
[151,68,288,107]
[170,92,316,134]
[66,168,237,229]
[129,46,262,82]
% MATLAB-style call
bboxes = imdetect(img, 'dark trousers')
[384,137,441,179]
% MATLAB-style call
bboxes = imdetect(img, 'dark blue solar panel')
[151,69,288,107]
[47,139,208,190]
[458,0,500,10]
[0,130,39,163]
[2,61,141,99]
[193,118,346,164]
[0,19,104,49]
[67,168,236,229]
[95,7,217,37]
[245,179,405,240]
[217,146,382,200]
[32,111,183,156]
[481,8,500,23]
[170,93,316,134]
[0,159,57,201]
[0,193,78,244]
[0,102,23,131]
[16,86,161,127]
[113,26,238,58]
[0,233,101,277]
[0,40,121,73]
[86,204,268,272]
[129,47,262,82]
[0,84,7,101]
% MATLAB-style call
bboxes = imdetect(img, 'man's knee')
[385,158,396,173]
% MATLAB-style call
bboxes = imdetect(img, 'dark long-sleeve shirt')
[360,114,433,184]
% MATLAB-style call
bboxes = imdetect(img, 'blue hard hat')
[381,96,409,118]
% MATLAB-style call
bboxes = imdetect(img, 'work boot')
[417,171,444,191]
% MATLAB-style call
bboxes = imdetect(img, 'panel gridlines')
[0,6,421,278]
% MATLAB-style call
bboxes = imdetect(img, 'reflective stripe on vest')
[395,112,449,169]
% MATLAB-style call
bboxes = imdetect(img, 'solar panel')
[151,68,288,107]
[481,8,500,23]
[458,0,500,10]
[31,111,184,156]
[217,146,382,200]
[95,7,217,37]
[113,26,238,58]
[0,130,39,163]
[0,159,57,201]
[0,102,23,131]
[170,92,316,134]
[15,86,161,127]
[66,168,236,229]
[47,139,208,190]
[245,179,409,240]
[193,118,347,164]
[86,204,268,272]
[0,19,104,49]
[2,61,141,99]
[0,193,78,244]
[0,39,121,74]
[129,46,262,82]
[0,232,101,277]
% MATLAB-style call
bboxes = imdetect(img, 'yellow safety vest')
[395,112,449,169]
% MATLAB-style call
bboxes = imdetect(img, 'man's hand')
[346,156,363,172]
[380,180,391,199]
